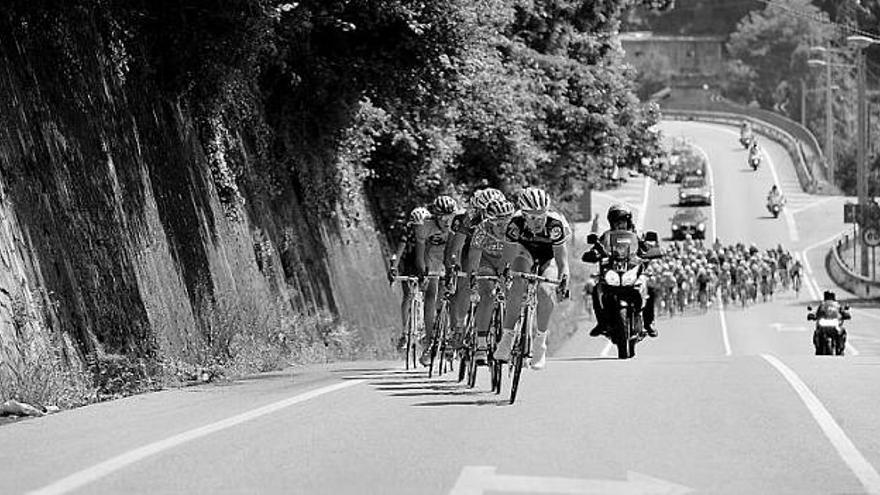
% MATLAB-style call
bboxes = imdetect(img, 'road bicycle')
[460,275,505,390]
[791,270,802,297]
[428,270,459,379]
[504,267,560,405]
[391,276,424,370]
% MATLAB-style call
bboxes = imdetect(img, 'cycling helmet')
[518,187,551,212]
[484,199,516,219]
[409,206,430,224]
[429,195,457,215]
[606,203,633,227]
[471,188,505,210]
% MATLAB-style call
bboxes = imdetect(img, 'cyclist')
[415,195,460,366]
[789,257,803,289]
[388,206,430,347]
[586,204,659,339]
[494,187,571,370]
[464,198,517,363]
[447,188,506,351]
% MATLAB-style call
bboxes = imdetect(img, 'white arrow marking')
[770,323,809,333]
[449,466,693,495]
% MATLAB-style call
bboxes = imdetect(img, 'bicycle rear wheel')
[489,304,503,394]
[428,303,447,378]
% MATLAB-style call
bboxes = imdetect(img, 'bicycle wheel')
[428,302,447,378]
[489,303,503,394]
[405,304,415,370]
[510,310,530,405]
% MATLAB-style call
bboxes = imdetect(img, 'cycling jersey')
[471,221,507,259]
[414,215,454,271]
[451,211,484,268]
[506,210,571,267]
[394,221,419,275]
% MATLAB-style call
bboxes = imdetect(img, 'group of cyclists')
[584,236,804,318]
[387,187,572,371]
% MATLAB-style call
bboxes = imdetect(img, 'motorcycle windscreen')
[604,230,640,260]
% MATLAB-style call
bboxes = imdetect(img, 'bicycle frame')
[506,268,560,405]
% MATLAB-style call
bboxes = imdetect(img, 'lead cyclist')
[494,187,571,370]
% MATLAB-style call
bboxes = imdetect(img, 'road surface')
[2,121,880,495]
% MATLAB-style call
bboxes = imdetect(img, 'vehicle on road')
[739,135,753,149]
[767,198,783,218]
[584,230,662,359]
[807,303,850,356]
[678,175,711,206]
[749,154,761,171]
[670,208,708,240]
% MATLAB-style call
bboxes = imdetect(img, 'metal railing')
[661,108,820,194]
[663,98,837,195]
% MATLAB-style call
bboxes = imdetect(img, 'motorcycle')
[807,305,850,356]
[584,230,662,359]
[766,198,783,218]
[739,135,753,149]
[749,154,761,170]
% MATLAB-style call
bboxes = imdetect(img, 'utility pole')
[825,46,834,185]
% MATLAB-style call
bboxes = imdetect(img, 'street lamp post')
[808,46,837,186]
[847,34,879,278]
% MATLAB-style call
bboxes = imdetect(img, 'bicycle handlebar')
[508,270,561,285]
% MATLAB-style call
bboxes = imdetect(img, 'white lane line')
[27,379,365,495]
[846,342,861,356]
[716,295,732,356]
[601,341,613,358]
[761,354,880,494]
[690,141,729,355]
[712,126,800,242]
[689,142,718,238]
[637,176,651,231]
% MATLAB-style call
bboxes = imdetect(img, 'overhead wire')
[754,0,880,41]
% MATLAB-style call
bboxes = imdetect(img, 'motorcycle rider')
[767,185,786,209]
[748,139,761,167]
[740,121,752,144]
[807,290,851,354]
[584,204,660,339]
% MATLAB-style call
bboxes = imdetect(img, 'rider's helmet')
[429,195,458,216]
[484,199,516,219]
[607,204,633,229]
[823,290,836,301]
[471,188,505,210]
[409,206,430,224]
[517,187,551,212]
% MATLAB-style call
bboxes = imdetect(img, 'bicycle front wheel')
[509,310,531,405]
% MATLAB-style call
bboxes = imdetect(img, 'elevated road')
[2,121,880,495]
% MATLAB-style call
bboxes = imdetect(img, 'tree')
[725,0,835,112]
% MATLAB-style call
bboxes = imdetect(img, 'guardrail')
[662,108,821,194]
[662,99,837,195]
[826,233,880,298]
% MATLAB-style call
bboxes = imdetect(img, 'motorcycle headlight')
[697,223,706,231]
[621,266,640,286]
[817,318,839,327]
[671,224,679,230]
[604,270,621,286]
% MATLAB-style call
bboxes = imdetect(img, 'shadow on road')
[412,398,508,407]
[550,356,618,362]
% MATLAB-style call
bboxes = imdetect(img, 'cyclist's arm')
[413,224,428,275]
[466,244,483,274]
[553,243,570,281]
[447,231,467,268]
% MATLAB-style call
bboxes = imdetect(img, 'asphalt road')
[3,121,880,495]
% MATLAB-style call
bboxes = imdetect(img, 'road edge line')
[27,379,365,495]
[761,354,880,494]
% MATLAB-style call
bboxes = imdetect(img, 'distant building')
[620,32,725,87]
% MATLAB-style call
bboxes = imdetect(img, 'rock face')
[0,9,398,395]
